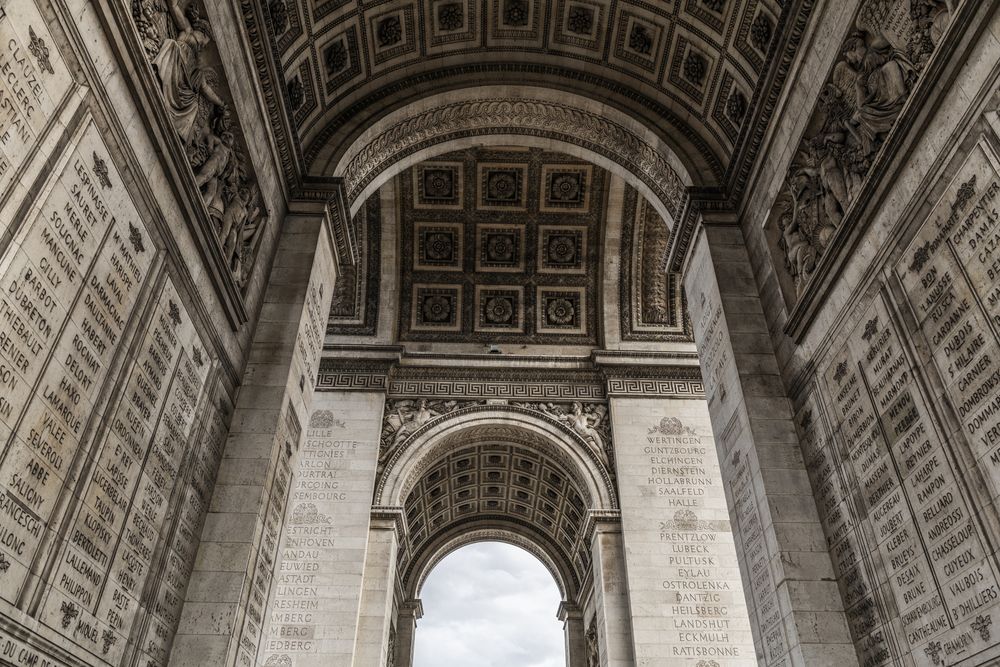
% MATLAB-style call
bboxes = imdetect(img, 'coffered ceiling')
[261,0,791,182]
[399,442,590,593]
[397,147,605,344]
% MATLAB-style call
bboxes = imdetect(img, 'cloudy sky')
[413,542,565,667]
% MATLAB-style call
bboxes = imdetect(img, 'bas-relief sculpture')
[131,0,266,288]
[380,398,613,465]
[774,0,956,295]
[787,92,1000,664]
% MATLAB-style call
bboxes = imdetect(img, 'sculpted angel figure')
[152,0,227,146]
[539,402,608,456]
[386,400,450,451]
[225,185,264,286]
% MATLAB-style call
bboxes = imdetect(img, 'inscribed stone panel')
[610,396,755,665]
[258,391,383,667]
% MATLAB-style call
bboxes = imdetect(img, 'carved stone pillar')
[393,598,423,667]
[558,601,587,667]
[606,390,755,664]
[168,202,337,666]
[353,508,404,666]
[683,216,857,666]
[586,511,634,667]
[257,385,386,666]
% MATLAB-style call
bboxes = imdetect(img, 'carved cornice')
[295,177,357,267]
[581,509,623,543]
[370,506,407,537]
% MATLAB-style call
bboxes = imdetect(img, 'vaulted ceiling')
[253,0,808,190]
[399,441,591,595]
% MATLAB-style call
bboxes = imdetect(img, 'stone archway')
[326,86,695,225]
[368,407,623,667]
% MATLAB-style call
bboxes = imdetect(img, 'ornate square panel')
[488,0,542,44]
[552,0,607,51]
[426,0,478,48]
[540,165,592,213]
[367,6,417,65]
[286,59,318,128]
[398,147,604,344]
[321,25,363,94]
[475,286,524,333]
[712,69,751,143]
[734,0,775,73]
[477,163,528,211]
[537,287,586,335]
[538,226,587,275]
[413,162,464,209]
[666,33,716,105]
[412,284,463,331]
[612,9,668,75]
[414,222,464,271]
[269,0,304,51]
[476,224,526,273]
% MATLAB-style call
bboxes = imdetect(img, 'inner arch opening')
[414,542,566,667]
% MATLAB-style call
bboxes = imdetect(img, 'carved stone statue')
[773,0,951,294]
[151,0,226,145]
[132,0,266,289]
[838,31,915,156]
[777,211,816,292]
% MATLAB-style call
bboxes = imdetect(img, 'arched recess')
[376,405,618,511]
[326,86,698,224]
[375,407,618,667]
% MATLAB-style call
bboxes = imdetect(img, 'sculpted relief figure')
[774,0,953,295]
[380,399,477,459]
[132,0,265,287]
[515,402,611,462]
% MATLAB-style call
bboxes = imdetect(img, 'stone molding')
[370,506,407,537]
[605,377,705,398]
[388,369,606,400]
[581,509,623,543]
[315,358,393,391]
[339,98,688,219]
[602,365,705,398]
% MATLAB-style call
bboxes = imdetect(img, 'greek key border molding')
[603,366,705,398]
[315,358,392,391]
